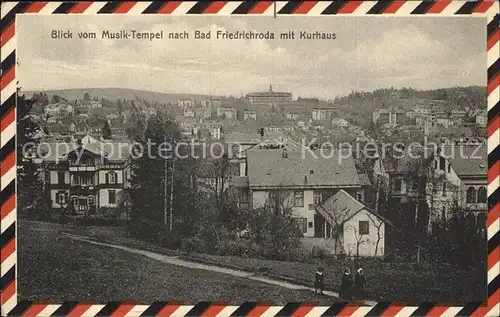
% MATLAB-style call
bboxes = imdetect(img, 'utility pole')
[163,156,168,226]
[169,161,174,232]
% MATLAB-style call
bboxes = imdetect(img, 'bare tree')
[316,204,352,255]
[406,157,445,233]
[366,213,384,257]
[348,225,367,259]
[247,183,302,257]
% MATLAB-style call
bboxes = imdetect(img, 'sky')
[17,15,486,99]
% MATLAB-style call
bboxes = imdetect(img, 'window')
[56,191,67,204]
[476,212,486,228]
[79,197,87,207]
[356,192,362,201]
[467,187,476,203]
[108,172,116,184]
[294,191,304,207]
[434,160,438,169]
[294,218,307,234]
[326,223,332,238]
[359,221,369,235]
[308,221,313,228]
[447,163,451,173]
[394,179,402,192]
[439,157,446,171]
[442,183,447,196]
[268,190,278,203]
[477,186,487,203]
[74,175,92,186]
[239,191,249,204]
[58,172,65,184]
[88,195,96,206]
[313,192,322,205]
[71,196,78,206]
[108,190,116,204]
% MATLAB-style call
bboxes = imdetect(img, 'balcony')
[69,166,96,172]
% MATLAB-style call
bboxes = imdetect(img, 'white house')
[246,148,366,255]
[314,190,387,257]
[428,145,487,229]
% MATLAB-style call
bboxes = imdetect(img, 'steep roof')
[40,141,130,162]
[246,148,360,189]
[442,144,487,177]
[315,189,389,228]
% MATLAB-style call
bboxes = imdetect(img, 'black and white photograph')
[15,14,488,305]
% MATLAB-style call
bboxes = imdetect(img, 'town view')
[15,15,487,304]
[18,84,487,303]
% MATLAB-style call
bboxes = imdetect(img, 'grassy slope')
[17,221,332,304]
[20,220,486,303]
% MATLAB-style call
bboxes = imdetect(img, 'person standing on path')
[315,267,325,295]
[354,267,366,299]
[339,267,353,300]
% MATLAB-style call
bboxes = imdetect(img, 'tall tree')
[17,90,44,213]
[128,112,182,240]
[126,101,146,141]
[102,120,112,140]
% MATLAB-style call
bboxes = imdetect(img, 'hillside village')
[22,85,487,258]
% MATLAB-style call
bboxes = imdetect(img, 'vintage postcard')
[1,1,499,316]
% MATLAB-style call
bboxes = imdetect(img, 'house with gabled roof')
[429,144,487,228]
[246,148,363,242]
[313,189,390,257]
[41,136,131,215]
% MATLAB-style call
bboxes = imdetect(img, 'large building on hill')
[41,137,130,214]
[246,85,292,105]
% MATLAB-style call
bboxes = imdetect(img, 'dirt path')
[63,233,375,304]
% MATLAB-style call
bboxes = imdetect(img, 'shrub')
[127,219,165,242]
[77,216,127,227]
[180,236,209,253]
[311,246,329,260]
[55,214,73,224]
[215,239,248,256]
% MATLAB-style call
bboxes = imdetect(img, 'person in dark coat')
[315,267,325,295]
[339,267,353,300]
[354,267,366,299]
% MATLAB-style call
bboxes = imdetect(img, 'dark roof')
[383,148,431,174]
[247,148,360,189]
[431,126,473,137]
[443,144,487,177]
[40,141,130,162]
